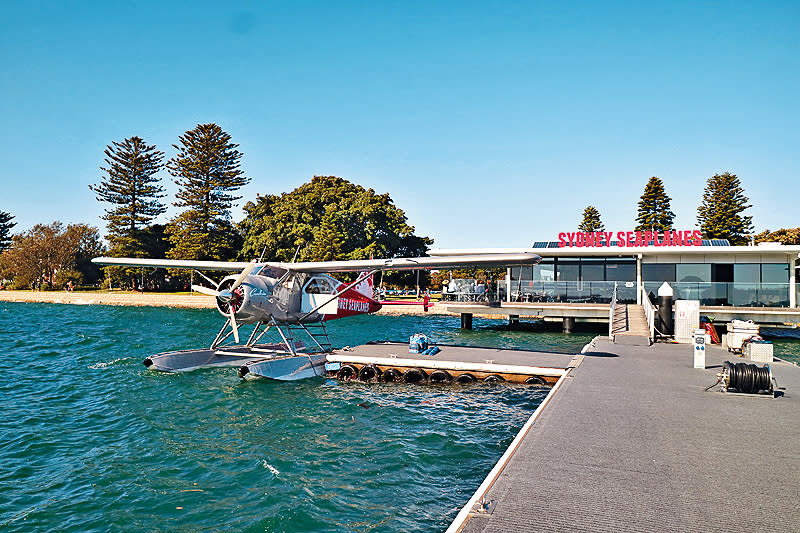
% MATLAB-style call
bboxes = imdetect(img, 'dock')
[326,342,578,384]
[447,339,800,532]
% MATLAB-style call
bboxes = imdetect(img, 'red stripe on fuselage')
[325,287,381,320]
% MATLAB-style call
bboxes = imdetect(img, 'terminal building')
[433,231,800,331]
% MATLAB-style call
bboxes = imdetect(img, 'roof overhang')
[429,246,800,258]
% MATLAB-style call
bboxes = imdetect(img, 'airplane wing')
[92,253,540,273]
[91,257,251,271]
[266,253,541,273]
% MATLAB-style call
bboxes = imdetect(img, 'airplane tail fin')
[354,272,376,299]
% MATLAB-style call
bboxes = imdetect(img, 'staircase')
[612,304,652,346]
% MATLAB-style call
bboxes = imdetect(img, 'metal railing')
[504,280,636,304]
[608,282,618,339]
[642,282,791,308]
[640,282,656,342]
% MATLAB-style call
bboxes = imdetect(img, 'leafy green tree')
[0,222,103,289]
[578,205,604,232]
[89,136,166,256]
[239,176,432,284]
[635,177,675,232]
[754,227,800,246]
[166,124,250,261]
[0,209,15,252]
[697,172,753,245]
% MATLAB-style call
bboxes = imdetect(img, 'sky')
[1,1,798,250]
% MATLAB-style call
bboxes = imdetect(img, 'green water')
[0,303,598,532]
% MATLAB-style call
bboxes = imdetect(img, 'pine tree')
[635,177,675,232]
[578,205,604,232]
[697,172,753,245]
[0,210,16,252]
[166,124,250,260]
[89,136,166,256]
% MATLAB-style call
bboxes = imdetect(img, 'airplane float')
[92,253,541,380]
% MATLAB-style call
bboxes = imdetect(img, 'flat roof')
[430,244,800,258]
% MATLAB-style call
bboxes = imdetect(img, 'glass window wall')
[642,264,675,282]
[676,264,710,282]
[761,264,789,283]
[556,261,579,282]
[734,264,760,283]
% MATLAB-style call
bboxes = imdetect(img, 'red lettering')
[662,231,671,246]
[643,231,653,246]
[683,230,692,245]
[635,231,644,247]
[603,232,613,246]
[576,233,585,247]
[671,230,683,246]
[617,232,626,247]
[626,231,634,247]
[692,230,702,246]
[558,232,567,247]
[567,232,576,246]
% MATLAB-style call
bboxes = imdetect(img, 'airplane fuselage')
[215,267,381,325]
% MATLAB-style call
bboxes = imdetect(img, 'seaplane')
[92,252,541,380]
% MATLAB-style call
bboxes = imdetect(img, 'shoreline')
[0,290,455,316]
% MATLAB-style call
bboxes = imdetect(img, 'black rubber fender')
[429,370,453,384]
[358,364,380,382]
[525,376,545,385]
[454,373,477,384]
[338,364,359,380]
[483,374,505,384]
[402,368,428,384]
[381,368,402,382]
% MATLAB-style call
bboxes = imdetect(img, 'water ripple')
[0,301,621,531]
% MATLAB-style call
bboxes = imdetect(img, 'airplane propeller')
[190,262,257,344]
[191,284,220,296]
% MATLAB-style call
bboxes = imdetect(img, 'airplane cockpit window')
[304,276,335,295]
[258,266,287,279]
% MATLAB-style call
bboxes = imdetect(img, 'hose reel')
[706,361,776,395]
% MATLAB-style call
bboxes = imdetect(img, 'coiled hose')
[723,361,772,394]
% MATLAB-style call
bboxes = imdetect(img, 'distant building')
[431,231,800,325]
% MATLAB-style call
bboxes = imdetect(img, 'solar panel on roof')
[548,242,560,248]
[532,242,548,248]
[711,239,730,246]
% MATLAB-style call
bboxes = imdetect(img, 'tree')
[578,205,604,232]
[239,176,432,284]
[697,172,753,245]
[89,136,166,256]
[754,227,800,246]
[166,124,250,261]
[0,222,104,289]
[635,177,675,232]
[0,209,15,252]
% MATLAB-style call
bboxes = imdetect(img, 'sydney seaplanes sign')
[557,230,703,248]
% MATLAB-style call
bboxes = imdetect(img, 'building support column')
[563,317,575,333]
[506,267,511,303]
[636,254,642,305]
[460,313,473,330]
[790,254,797,308]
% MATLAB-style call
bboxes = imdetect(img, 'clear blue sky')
[1,1,798,250]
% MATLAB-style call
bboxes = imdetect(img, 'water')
[0,303,596,532]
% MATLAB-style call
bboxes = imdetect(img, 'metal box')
[726,321,759,352]
[745,342,773,363]
[675,300,700,343]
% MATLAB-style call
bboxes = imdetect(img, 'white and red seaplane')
[92,253,540,380]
